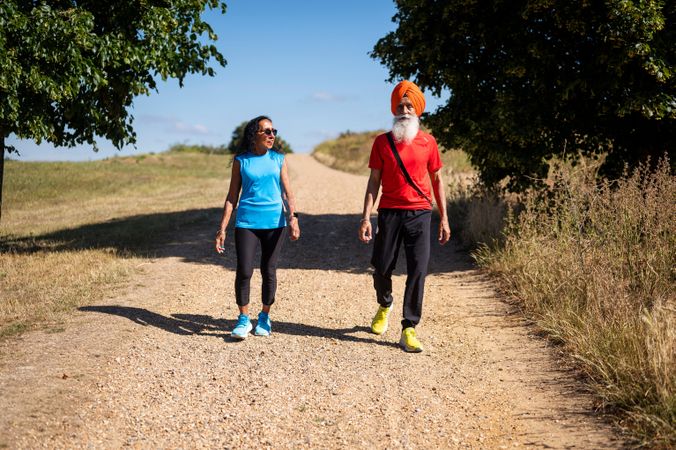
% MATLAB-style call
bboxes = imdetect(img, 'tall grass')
[475,157,675,446]
[1,152,231,338]
[445,180,508,249]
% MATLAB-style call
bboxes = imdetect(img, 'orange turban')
[390,80,426,116]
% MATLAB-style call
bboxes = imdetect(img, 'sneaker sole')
[232,324,252,340]
[254,328,271,336]
[399,339,423,353]
[370,324,388,335]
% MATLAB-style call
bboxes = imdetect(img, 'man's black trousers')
[371,209,431,329]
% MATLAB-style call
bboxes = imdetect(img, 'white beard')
[391,114,420,143]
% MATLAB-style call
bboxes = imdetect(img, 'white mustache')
[394,114,417,121]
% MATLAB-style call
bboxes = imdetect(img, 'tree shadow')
[0,208,220,256]
[79,305,400,348]
[2,208,474,274]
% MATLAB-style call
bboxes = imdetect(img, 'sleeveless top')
[235,150,287,229]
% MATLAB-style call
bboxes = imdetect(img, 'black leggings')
[234,227,285,307]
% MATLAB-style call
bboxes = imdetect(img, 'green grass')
[6,152,228,222]
[1,151,232,339]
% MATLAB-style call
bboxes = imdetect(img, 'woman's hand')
[359,219,372,243]
[288,217,300,241]
[215,229,226,253]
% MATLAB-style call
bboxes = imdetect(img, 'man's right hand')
[359,220,372,243]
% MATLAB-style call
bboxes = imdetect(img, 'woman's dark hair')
[239,115,282,154]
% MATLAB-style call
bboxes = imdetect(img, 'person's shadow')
[79,305,400,348]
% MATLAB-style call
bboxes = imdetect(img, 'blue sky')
[8,0,448,161]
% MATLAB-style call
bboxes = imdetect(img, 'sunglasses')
[259,128,278,136]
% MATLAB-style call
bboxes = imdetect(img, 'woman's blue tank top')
[235,150,287,229]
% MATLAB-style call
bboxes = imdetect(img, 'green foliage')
[372,0,676,190]
[0,0,227,151]
[226,120,293,154]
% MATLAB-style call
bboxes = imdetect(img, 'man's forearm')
[363,169,382,220]
[431,174,448,219]
[362,192,375,220]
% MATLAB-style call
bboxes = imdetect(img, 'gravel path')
[0,155,625,448]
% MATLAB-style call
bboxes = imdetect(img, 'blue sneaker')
[231,313,252,340]
[254,311,272,336]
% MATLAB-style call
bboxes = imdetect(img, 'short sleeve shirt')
[235,150,287,229]
[368,131,442,210]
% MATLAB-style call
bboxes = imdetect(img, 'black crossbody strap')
[385,132,432,206]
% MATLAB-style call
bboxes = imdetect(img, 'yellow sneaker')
[370,305,392,335]
[399,327,423,353]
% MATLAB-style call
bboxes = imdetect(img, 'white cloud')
[305,129,337,139]
[138,114,210,135]
[174,122,210,135]
[309,91,346,103]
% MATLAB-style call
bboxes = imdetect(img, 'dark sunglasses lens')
[262,129,278,136]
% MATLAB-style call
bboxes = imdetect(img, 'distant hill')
[312,131,383,176]
[311,130,473,177]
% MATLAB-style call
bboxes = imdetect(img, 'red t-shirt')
[368,131,442,210]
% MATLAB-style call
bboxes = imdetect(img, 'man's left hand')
[438,218,451,245]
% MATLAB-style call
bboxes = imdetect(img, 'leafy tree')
[372,0,675,190]
[226,120,294,154]
[0,0,227,221]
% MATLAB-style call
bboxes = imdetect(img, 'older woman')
[216,115,300,339]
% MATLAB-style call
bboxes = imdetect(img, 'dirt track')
[0,154,625,448]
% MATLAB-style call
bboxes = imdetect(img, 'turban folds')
[391,80,426,116]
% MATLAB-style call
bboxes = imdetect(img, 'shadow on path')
[79,305,400,349]
[5,208,474,275]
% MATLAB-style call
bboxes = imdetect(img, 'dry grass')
[445,181,508,250]
[474,157,675,446]
[1,151,231,338]
[0,249,133,337]
[312,130,384,176]
[311,130,473,177]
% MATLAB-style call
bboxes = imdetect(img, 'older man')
[359,80,451,353]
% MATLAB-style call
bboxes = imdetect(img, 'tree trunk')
[0,134,4,224]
